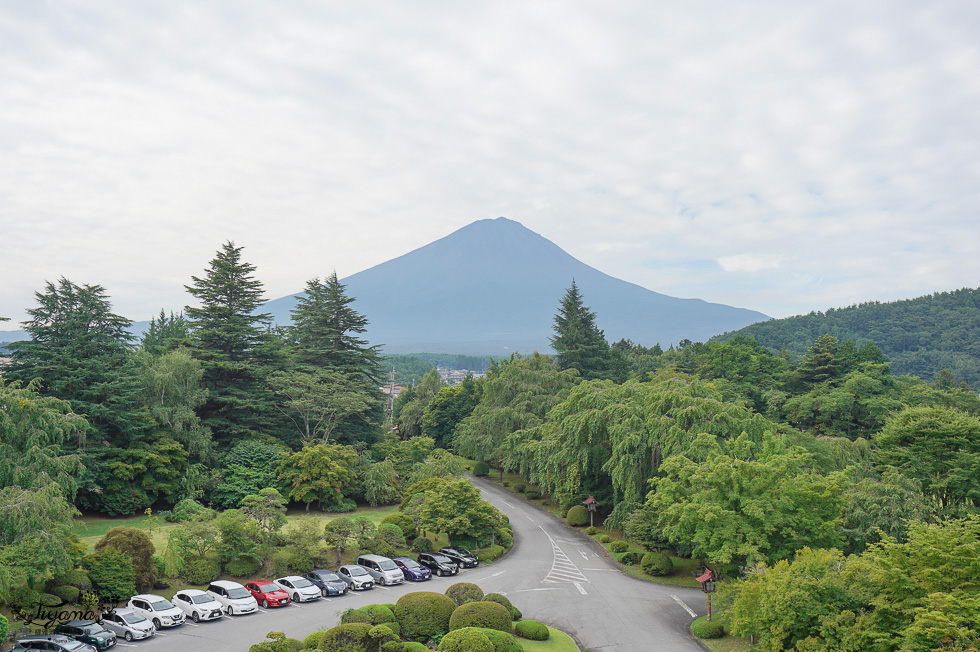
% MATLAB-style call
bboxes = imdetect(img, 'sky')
[2,1,979,330]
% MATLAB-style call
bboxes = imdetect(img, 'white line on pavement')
[578,550,588,559]
[574,582,588,595]
[671,594,697,618]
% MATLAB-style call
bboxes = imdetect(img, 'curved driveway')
[127,478,707,651]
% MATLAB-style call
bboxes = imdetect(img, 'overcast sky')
[2,1,978,330]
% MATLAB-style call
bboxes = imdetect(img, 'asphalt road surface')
[127,478,708,651]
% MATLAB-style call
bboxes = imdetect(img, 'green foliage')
[378,523,407,549]
[411,536,433,553]
[400,477,450,510]
[225,555,262,577]
[393,591,456,641]
[364,460,402,507]
[248,632,304,652]
[514,619,549,640]
[584,525,597,535]
[524,491,541,500]
[472,461,490,477]
[182,556,220,584]
[303,631,327,649]
[448,601,512,633]
[0,613,8,644]
[619,551,640,565]
[341,608,375,625]
[278,443,359,509]
[49,584,81,603]
[316,623,372,652]
[270,367,377,446]
[551,280,620,381]
[211,440,287,510]
[419,478,501,544]
[599,534,611,543]
[85,547,136,601]
[445,582,484,606]
[279,517,327,572]
[513,484,526,493]
[166,499,211,523]
[324,516,362,565]
[240,487,288,544]
[438,628,494,652]
[609,540,628,553]
[360,604,397,624]
[381,513,418,541]
[691,619,724,639]
[422,381,482,449]
[95,526,156,592]
[640,551,673,576]
[214,509,264,564]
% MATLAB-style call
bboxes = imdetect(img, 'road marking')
[183,622,200,627]
[574,582,588,595]
[116,644,138,648]
[539,526,590,584]
[500,500,514,508]
[671,594,697,618]
[502,587,563,594]
[525,514,535,521]
[581,568,620,571]
[578,550,588,560]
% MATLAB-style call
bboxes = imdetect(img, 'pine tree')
[550,281,616,381]
[185,242,277,446]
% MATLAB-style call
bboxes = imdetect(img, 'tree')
[185,241,277,446]
[140,310,190,355]
[85,547,136,603]
[213,509,264,565]
[395,369,444,439]
[324,516,360,565]
[94,527,157,592]
[419,478,499,544]
[421,380,482,448]
[268,368,375,444]
[363,460,401,507]
[550,281,617,381]
[137,348,213,460]
[240,488,288,544]
[209,440,286,510]
[277,443,359,509]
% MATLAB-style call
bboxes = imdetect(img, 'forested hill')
[717,287,980,388]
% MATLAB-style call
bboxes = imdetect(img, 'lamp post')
[583,495,596,528]
[696,569,716,621]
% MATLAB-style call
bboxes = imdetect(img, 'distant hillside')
[264,217,767,355]
[717,287,980,388]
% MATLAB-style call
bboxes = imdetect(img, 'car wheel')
[260,598,268,608]
[321,589,328,598]
[227,606,234,616]
[125,632,133,642]
[379,576,387,586]
[293,593,300,603]
[152,618,161,630]
[192,611,200,623]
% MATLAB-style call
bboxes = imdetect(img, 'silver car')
[100,608,156,642]
[337,564,375,590]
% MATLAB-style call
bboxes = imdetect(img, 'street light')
[696,568,716,621]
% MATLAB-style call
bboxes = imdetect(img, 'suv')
[206,580,258,615]
[356,554,405,586]
[303,569,349,597]
[337,564,375,590]
[100,608,156,642]
[439,546,480,568]
[53,620,116,650]
[12,635,96,651]
[127,594,184,629]
[417,552,459,577]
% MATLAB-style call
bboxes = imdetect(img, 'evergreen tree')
[140,310,190,354]
[185,242,277,446]
[550,281,616,381]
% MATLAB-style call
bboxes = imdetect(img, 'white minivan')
[206,580,258,615]
[356,554,405,586]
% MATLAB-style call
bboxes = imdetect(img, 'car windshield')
[63,641,87,651]
[455,548,472,556]
[190,594,214,604]
[81,624,105,634]
[432,555,452,563]
[150,600,174,611]
[316,572,340,581]
[379,560,398,571]
[256,583,277,591]
[121,613,147,625]
[348,566,368,576]
[226,587,251,599]
[400,559,420,569]
[292,578,313,588]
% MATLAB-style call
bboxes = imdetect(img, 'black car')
[303,569,349,597]
[439,546,480,568]
[12,635,96,652]
[417,552,459,577]
[53,620,117,650]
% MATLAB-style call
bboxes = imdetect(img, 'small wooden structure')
[583,495,597,527]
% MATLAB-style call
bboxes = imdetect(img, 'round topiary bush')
[59,569,92,591]
[482,593,516,619]
[361,604,397,624]
[448,601,512,633]
[514,619,550,641]
[394,591,457,641]
[481,629,525,652]
[620,551,641,565]
[513,483,526,493]
[524,491,541,500]
[369,624,398,648]
[565,505,589,526]
[378,523,407,549]
[473,461,490,477]
[396,643,428,652]
[439,628,494,652]
[446,582,484,606]
[411,536,433,553]
[691,618,725,639]
[640,551,674,576]
[599,534,611,543]
[381,513,418,542]
[49,584,80,603]
[585,526,598,535]
[225,555,262,577]
[317,623,372,651]
[610,540,629,553]
[303,630,327,649]
[340,608,375,625]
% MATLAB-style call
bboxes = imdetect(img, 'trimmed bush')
[641,551,674,576]
[378,523,407,549]
[49,584,81,603]
[565,505,589,526]
[501,481,509,488]
[514,619,550,641]
[473,461,490,477]
[439,628,494,652]
[482,593,514,617]
[620,551,640,565]
[524,491,541,500]
[369,624,398,647]
[317,623,372,651]
[584,526,597,535]
[448,601,512,633]
[340,608,374,625]
[691,618,725,639]
[481,629,524,652]
[361,604,397,624]
[411,536,433,553]
[599,534,611,543]
[513,483,526,493]
[367,538,397,559]
[381,514,418,541]
[183,556,219,584]
[225,555,262,577]
[477,544,506,561]
[610,540,629,553]
[395,644,427,652]
[394,591,456,641]
[303,630,327,649]
[85,548,136,601]
[446,582,484,606]
[58,569,92,591]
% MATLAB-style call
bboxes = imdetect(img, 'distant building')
[436,368,486,385]
[381,383,404,398]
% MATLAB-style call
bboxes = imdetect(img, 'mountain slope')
[264,217,767,355]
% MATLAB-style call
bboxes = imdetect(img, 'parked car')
[100,608,156,642]
[172,589,224,622]
[273,576,321,603]
[53,619,116,650]
[245,580,291,608]
[303,569,350,597]
[127,594,184,629]
[336,564,375,590]
[417,552,459,577]
[393,556,432,581]
[206,580,259,616]
[439,546,480,568]
[356,554,405,586]
[12,635,96,652]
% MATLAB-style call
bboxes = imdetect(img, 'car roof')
[251,579,278,585]
[131,594,167,601]
[275,575,304,581]
[209,580,245,588]
[60,619,97,626]
[176,588,209,595]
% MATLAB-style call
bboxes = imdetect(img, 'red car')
[244,581,291,608]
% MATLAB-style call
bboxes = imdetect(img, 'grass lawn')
[517,626,582,652]
[691,614,752,652]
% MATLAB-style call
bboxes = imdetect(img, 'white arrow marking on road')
[671,594,697,618]
[578,550,588,560]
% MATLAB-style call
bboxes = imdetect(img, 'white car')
[205,580,258,615]
[273,576,321,603]
[127,594,185,629]
[172,589,224,622]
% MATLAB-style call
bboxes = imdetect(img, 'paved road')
[126,479,707,651]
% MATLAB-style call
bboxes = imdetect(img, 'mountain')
[263,217,767,355]
[715,287,980,389]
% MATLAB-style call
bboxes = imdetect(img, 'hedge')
[566,505,589,526]
[317,623,371,651]
[448,601,512,633]
[446,582,484,606]
[514,619,550,641]
[394,591,456,641]
[439,627,523,652]
[691,618,725,639]
[640,551,674,576]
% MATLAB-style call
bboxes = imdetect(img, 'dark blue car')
[393,556,432,581]
[303,569,350,597]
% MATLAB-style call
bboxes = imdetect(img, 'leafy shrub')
[620,551,640,565]
[514,619,549,640]
[476,545,505,562]
[183,556,219,584]
[472,462,490,477]
[501,482,509,488]
[322,498,357,513]
[369,624,398,647]
[340,608,374,625]
[391,643,427,652]
[0,614,7,647]
[446,582,484,606]
[641,551,674,576]
[361,604,397,624]
[691,618,725,639]
[57,569,92,591]
[225,555,262,577]
[379,523,407,549]
[599,534,611,543]
[566,505,589,526]
[95,526,157,592]
[470,629,523,652]
[394,591,456,641]
[610,540,629,553]
[317,622,371,651]
[381,514,418,542]
[513,484,526,493]
[482,593,515,619]
[439,628,494,652]
[367,538,397,559]
[495,528,513,548]
[411,536,433,553]
[168,498,211,522]
[303,630,327,649]
[85,547,136,601]
[524,491,541,500]
[585,526,597,535]
[49,584,80,603]
[448,601,512,633]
